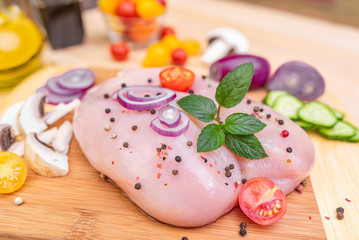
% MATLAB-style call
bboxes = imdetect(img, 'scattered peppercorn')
[229,164,234,169]
[150,109,156,114]
[104,93,110,99]
[147,78,152,83]
[225,183,229,186]
[188,89,194,94]
[253,106,259,112]
[161,144,167,150]
[134,183,141,190]
[301,179,307,187]
[266,114,271,119]
[156,92,161,96]
[336,207,344,213]
[110,117,115,122]
[259,108,264,112]
[202,75,207,79]
[204,158,208,163]
[156,148,161,153]
[337,212,344,220]
[239,228,247,236]
[240,222,247,229]
[187,141,193,146]
[105,108,111,113]
[132,125,138,131]
[182,237,188,240]
[281,130,289,138]
[225,171,232,177]
[172,169,179,175]
[123,142,129,148]
[175,156,182,162]
[104,125,111,131]
[163,156,166,161]
[246,99,251,104]
[241,178,247,184]
[296,184,304,192]
[286,147,292,153]
[278,119,284,125]
[110,133,117,139]
[144,94,150,97]
[121,83,126,88]
[225,166,230,172]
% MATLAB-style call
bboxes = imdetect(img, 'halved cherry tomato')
[110,42,130,61]
[171,48,187,66]
[159,26,175,39]
[238,177,287,225]
[159,66,195,91]
[0,152,27,193]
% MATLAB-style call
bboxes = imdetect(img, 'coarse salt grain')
[14,197,23,205]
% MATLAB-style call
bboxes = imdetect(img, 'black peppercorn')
[241,178,247,184]
[239,228,247,236]
[201,75,206,79]
[286,147,292,153]
[225,166,230,172]
[337,212,344,220]
[132,125,137,131]
[121,83,126,88]
[150,109,156,114]
[156,92,161,96]
[105,108,111,113]
[253,106,259,112]
[175,156,181,162]
[134,183,141,190]
[336,207,344,213]
[110,117,115,122]
[266,114,271,119]
[147,78,152,83]
[161,144,167,149]
[229,164,234,169]
[259,108,264,112]
[144,94,150,97]
[240,222,247,229]
[123,142,129,148]
[278,119,284,125]
[246,99,251,104]
[172,169,179,175]
[187,141,193,146]
[225,171,231,177]
[188,89,194,94]
[104,93,110,99]
[156,148,161,153]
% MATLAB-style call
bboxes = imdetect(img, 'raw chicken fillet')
[73,68,315,227]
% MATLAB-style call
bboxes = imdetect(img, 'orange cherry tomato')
[159,66,195,91]
[0,152,27,194]
[238,177,287,225]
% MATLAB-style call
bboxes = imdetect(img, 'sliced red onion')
[57,68,95,91]
[116,86,176,111]
[127,89,165,102]
[151,111,190,137]
[159,106,181,128]
[36,86,84,105]
[45,77,83,96]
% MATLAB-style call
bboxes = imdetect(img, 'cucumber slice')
[298,101,337,128]
[318,121,356,140]
[272,94,303,120]
[263,90,288,107]
[346,129,359,142]
[329,107,345,120]
[295,120,316,130]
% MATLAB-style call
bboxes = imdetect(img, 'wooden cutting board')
[0,66,326,240]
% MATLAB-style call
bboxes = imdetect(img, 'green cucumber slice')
[263,90,288,107]
[272,94,303,120]
[346,129,359,142]
[298,101,337,128]
[329,107,345,120]
[317,121,356,140]
[295,120,316,130]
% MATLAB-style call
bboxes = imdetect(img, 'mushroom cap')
[207,27,250,54]
[0,124,16,151]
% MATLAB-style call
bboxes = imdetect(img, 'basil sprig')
[177,63,268,160]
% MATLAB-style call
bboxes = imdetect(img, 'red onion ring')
[116,86,176,111]
[127,89,165,102]
[45,77,83,96]
[36,86,84,105]
[57,68,95,91]
[159,106,181,128]
[150,110,190,137]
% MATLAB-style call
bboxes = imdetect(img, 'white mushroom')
[201,27,250,64]
[18,92,47,135]
[0,101,25,136]
[52,121,73,155]
[0,124,16,151]
[24,132,68,177]
[44,99,80,125]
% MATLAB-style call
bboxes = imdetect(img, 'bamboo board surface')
[0,66,326,239]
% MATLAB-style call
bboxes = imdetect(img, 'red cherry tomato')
[159,66,195,91]
[238,177,287,226]
[115,0,138,17]
[171,48,187,66]
[110,42,130,61]
[156,0,166,6]
[159,26,176,39]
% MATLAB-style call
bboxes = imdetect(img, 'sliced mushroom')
[52,121,72,155]
[202,27,250,64]
[44,99,80,125]
[0,124,16,151]
[24,132,68,177]
[8,140,24,157]
[18,92,48,135]
[0,101,25,136]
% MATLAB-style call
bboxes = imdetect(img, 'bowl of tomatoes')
[99,0,166,48]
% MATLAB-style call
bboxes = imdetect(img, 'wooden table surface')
[2,0,359,239]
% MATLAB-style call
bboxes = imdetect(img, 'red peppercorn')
[281,130,289,138]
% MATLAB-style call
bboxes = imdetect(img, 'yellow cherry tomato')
[161,35,181,52]
[98,0,122,14]
[0,152,27,194]
[136,0,165,18]
[180,39,201,56]
[142,42,170,67]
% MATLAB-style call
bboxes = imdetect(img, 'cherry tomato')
[180,39,201,56]
[238,177,287,226]
[110,42,130,61]
[161,34,181,52]
[156,0,166,6]
[0,152,27,193]
[115,0,138,17]
[136,0,165,18]
[142,42,170,67]
[159,26,175,39]
[98,0,122,14]
[171,48,187,65]
[159,66,195,91]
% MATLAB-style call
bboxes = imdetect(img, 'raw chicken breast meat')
[73,68,315,227]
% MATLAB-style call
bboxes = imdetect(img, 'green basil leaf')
[177,95,217,123]
[197,124,225,152]
[225,133,268,159]
[224,113,266,135]
[215,63,254,109]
